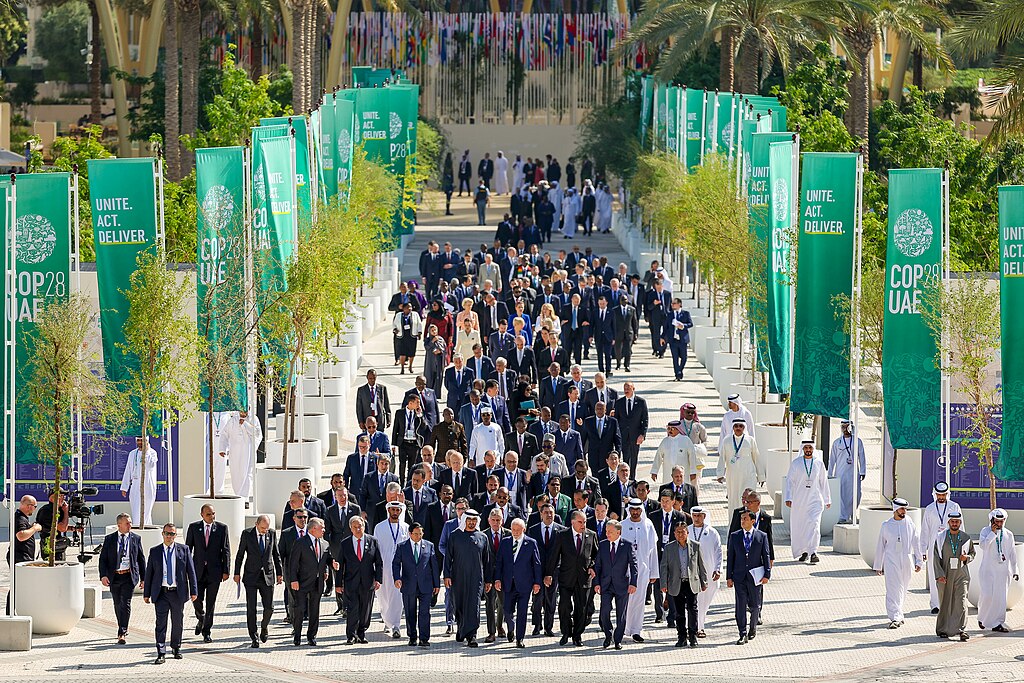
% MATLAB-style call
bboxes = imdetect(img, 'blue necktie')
[118,535,126,560]
[744,532,752,553]
[259,534,265,554]
[164,546,173,586]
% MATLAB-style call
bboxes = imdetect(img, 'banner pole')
[851,153,865,524]
[788,134,799,402]
[243,144,257,511]
[7,179,16,615]
[71,170,83,488]
[699,89,707,167]
[942,167,951,487]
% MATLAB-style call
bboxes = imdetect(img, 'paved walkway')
[0,193,1020,682]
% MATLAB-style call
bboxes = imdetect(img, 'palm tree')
[948,0,1024,141]
[290,0,309,113]
[178,0,201,174]
[164,0,181,179]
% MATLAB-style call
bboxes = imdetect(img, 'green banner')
[766,140,795,394]
[996,186,1024,480]
[90,158,160,393]
[389,83,419,236]
[319,93,338,200]
[882,168,943,449]
[640,76,654,142]
[703,91,717,157]
[196,147,248,411]
[791,153,859,418]
[352,66,403,87]
[718,93,739,158]
[260,116,312,231]
[683,88,704,170]
[309,108,327,204]
[252,135,296,294]
[665,87,680,157]
[334,95,356,196]
[653,84,668,151]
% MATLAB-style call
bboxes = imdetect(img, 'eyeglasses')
[162,532,177,537]
[294,515,308,520]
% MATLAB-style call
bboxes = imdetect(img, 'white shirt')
[161,544,176,588]
[469,422,505,461]
[117,533,131,571]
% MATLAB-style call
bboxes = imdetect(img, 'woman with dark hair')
[442,153,455,216]
[423,323,448,394]
[409,280,428,313]
[509,376,540,424]
[425,299,454,353]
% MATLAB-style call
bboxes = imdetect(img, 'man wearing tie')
[507,335,537,383]
[726,510,772,644]
[278,507,309,624]
[392,394,430,484]
[561,293,590,365]
[540,364,569,412]
[643,279,670,357]
[343,436,376,508]
[591,297,616,376]
[527,504,565,636]
[662,298,694,381]
[507,417,540,466]
[614,383,649,473]
[233,515,283,648]
[393,522,441,646]
[143,524,198,664]
[583,372,618,416]
[468,345,495,389]
[404,375,440,433]
[483,509,511,642]
[581,401,622,475]
[444,354,475,412]
[489,357,517,400]
[360,454,401,528]
[544,510,598,646]
[98,512,145,645]
[404,467,438,524]
[288,518,333,647]
[593,520,637,649]
[554,414,585,469]
[184,504,230,642]
[495,518,543,647]
[324,486,361,615]
[613,293,639,372]
[356,369,391,432]
[336,517,383,644]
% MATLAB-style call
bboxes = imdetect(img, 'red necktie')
[576,534,582,554]
[204,525,210,546]
[544,527,550,546]
[315,541,321,562]
[494,533,500,552]
[357,537,363,561]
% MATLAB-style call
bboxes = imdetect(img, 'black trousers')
[504,585,531,641]
[345,587,375,639]
[245,583,275,638]
[565,328,584,365]
[485,586,504,635]
[293,588,321,640]
[558,583,589,638]
[153,589,185,655]
[531,578,557,631]
[595,339,613,374]
[653,577,676,623]
[668,340,687,379]
[614,336,633,369]
[649,321,664,354]
[672,583,698,639]
[192,577,221,635]
[459,176,471,194]
[403,591,432,642]
[620,435,640,474]
[598,590,628,644]
[734,575,761,636]
[398,441,419,483]
[109,573,135,636]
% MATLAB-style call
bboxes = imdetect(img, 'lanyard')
[730,435,745,463]
[947,531,962,558]
[683,419,695,439]
[389,522,402,547]
[803,457,814,478]
[996,530,1005,558]
[842,435,854,461]
[936,502,948,523]
[693,525,705,543]
[506,470,517,491]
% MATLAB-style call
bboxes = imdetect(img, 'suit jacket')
[343,452,378,507]
[466,355,496,386]
[483,394,512,434]
[560,306,590,336]
[388,292,421,314]
[404,486,438,524]
[234,527,283,586]
[481,503,524,530]
[558,379,593,405]
[336,534,383,593]
[726,527,772,583]
[526,470,556,500]
[392,408,431,450]
[553,429,585,467]
[487,334,516,363]
[644,288,671,324]
[532,295,562,320]
[476,301,510,342]
[458,401,488,442]
[662,308,694,347]
[288,534,333,592]
[613,395,649,442]
[495,535,542,593]
[496,467,530,511]
[424,500,455,552]
[98,531,146,585]
[443,366,475,411]
[545,528,598,588]
[586,516,612,541]
[659,539,707,596]
[649,509,689,556]
[437,466,479,500]
[393,539,440,596]
[540,375,569,412]
[591,307,617,346]
[606,478,637,519]
[594,539,638,595]
[185,520,231,581]
[581,415,621,466]
[583,386,618,415]
[507,347,538,383]
[324,502,362,547]
[474,464,504,491]
[537,345,570,373]
[658,482,699,514]
[143,543,198,603]
[560,475,601,505]
[728,508,775,561]
[429,420,468,459]
[404,387,440,432]
[505,430,540,465]
[613,305,639,343]
[360,471,401,528]
[356,383,392,429]
[555,400,590,430]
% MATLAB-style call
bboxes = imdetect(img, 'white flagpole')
[6,177,17,615]
[851,152,865,524]
[942,166,951,487]
[244,144,258,512]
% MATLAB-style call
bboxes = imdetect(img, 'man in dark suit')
[540,364,569,412]
[336,516,383,644]
[587,499,612,541]
[474,450,502,492]
[528,504,565,636]
[487,323,516,364]
[360,454,401,528]
[288,518,333,647]
[392,394,431,483]
[495,518,543,647]
[143,524,198,664]
[614,383,649,473]
[644,279,671,357]
[482,487,524,531]
[613,294,639,372]
[507,336,537,384]
[323,487,361,614]
[554,415,585,467]
[593,520,638,649]
[476,294,509,347]
[538,337,570,374]
[506,417,540,465]
[483,381,512,435]
[727,491,775,563]
[404,375,440,432]
[420,241,442,295]
[184,504,230,642]
[233,515,283,648]
[556,385,590,432]
[393,522,441,646]
[496,452,530,512]
[581,402,622,475]
[467,346,496,390]
[356,369,391,431]
[443,355,475,412]
[662,298,693,380]
[583,374,618,415]
[98,512,146,645]
[405,468,438,525]
[726,510,772,644]
[659,467,699,514]
[649,491,689,626]
[423,485,455,557]
[278,508,309,623]
[316,473,345,510]
[606,463,637,520]
[343,436,376,508]
[591,297,617,375]
[436,451,478,500]
[544,510,598,646]
[561,294,590,365]
[561,459,601,506]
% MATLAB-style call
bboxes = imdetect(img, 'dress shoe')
[346,638,355,645]
[485,634,496,643]
[614,643,622,650]
[931,607,940,615]
[674,639,685,647]
[409,638,417,646]
[959,632,970,642]
[515,640,525,648]
[293,635,301,646]
[419,639,430,646]
[357,636,368,644]
[757,618,763,626]
[632,634,645,643]
[308,638,318,647]
[117,637,126,645]
[250,638,259,648]
[645,597,652,605]
[467,638,478,648]
[809,553,820,564]
[603,636,612,649]
[559,635,569,646]
[532,626,541,636]
[993,625,1010,633]
[456,634,465,643]
[736,636,748,645]
[573,637,583,646]
[654,617,663,624]
[203,635,212,644]
[154,655,165,665]
[747,630,756,640]
[498,627,506,637]
[689,640,697,648]
[333,607,345,616]
[172,650,182,660]
[798,553,808,562]
[260,629,269,643]
[392,630,403,639]
[446,625,454,636]
[507,632,515,643]
[544,630,555,637]
[195,622,203,636]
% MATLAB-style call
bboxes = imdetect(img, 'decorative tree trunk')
[719,27,735,91]
[179,0,201,175]
[87,0,102,126]
[163,0,181,181]
[310,2,325,107]
[844,25,873,157]
[912,48,923,89]
[251,20,264,79]
[291,0,309,115]
[736,37,760,95]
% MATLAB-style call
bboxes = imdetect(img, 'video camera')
[67,485,103,520]
[63,485,103,564]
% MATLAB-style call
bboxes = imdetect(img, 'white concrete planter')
[301,377,320,396]
[967,542,1024,610]
[14,562,85,634]
[321,378,346,396]
[264,437,324,484]
[710,351,739,380]
[726,383,757,409]
[780,475,842,533]
[692,328,724,366]
[255,465,315,520]
[335,359,353,385]
[306,395,346,436]
[715,366,748,393]
[859,505,922,569]
[765,448,798,497]
[275,413,330,459]
[182,494,246,546]
[754,402,787,425]
[334,345,360,373]
[756,422,790,454]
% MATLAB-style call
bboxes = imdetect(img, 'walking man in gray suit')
[659,523,708,648]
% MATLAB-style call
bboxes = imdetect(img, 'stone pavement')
[0,194,1020,682]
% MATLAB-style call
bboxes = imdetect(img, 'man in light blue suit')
[393,522,441,646]
[494,518,543,647]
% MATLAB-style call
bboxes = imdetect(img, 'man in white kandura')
[678,403,708,495]
[375,501,411,638]
[920,481,961,615]
[718,394,755,454]
[650,420,697,488]
[827,420,865,524]
[977,508,1019,632]
[215,410,263,499]
[874,498,922,629]
[716,420,764,513]
[784,441,831,564]
[619,498,659,642]
[688,506,721,639]
[121,436,159,527]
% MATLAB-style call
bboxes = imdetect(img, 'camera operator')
[6,496,41,614]
[36,487,71,562]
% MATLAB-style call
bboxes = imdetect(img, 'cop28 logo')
[893,208,934,258]
[16,214,56,265]
[254,165,267,203]
[772,179,789,223]
[389,112,403,140]
[201,185,235,232]
[721,122,734,148]
[338,130,352,164]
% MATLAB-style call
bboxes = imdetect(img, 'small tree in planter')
[119,248,203,527]
[922,273,1001,509]
[24,295,126,565]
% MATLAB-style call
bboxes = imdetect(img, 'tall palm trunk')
[845,25,873,154]
[719,27,735,91]
[912,48,923,89]
[179,0,200,175]
[251,20,264,79]
[736,36,760,94]
[291,0,308,114]
[310,3,324,106]
[87,0,102,125]
[163,0,181,181]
